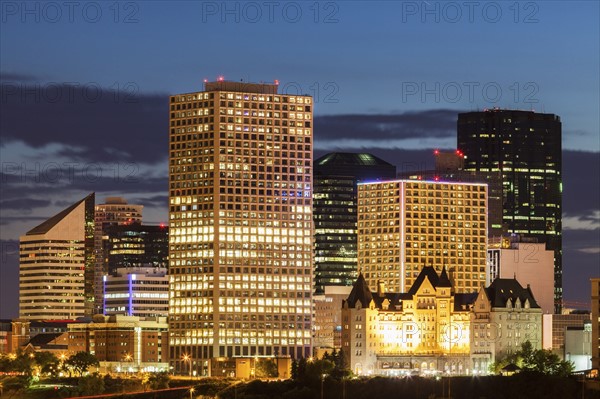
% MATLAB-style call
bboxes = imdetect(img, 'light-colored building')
[68,314,168,374]
[357,180,487,294]
[342,267,475,376]
[592,278,600,370]
[168,80,313,376]
[313,286,352,354]
[103,267,169,318]
[565,322,592,371]
[94,197,143,314]
[487,237,554,314]
[19,194,95,320]
[541,313,591,356]
[470,278,543,373]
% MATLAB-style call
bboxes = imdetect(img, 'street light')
[321,374,327,399]
[189,387,195,399]
[182,354,192,378]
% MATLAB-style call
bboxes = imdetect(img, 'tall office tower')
[313,152,396,294]
[399,150,504,239]
[168,80,313,376]
[94,197,143,314]
[103,223,168,274]
[19,193,95,320]
[457,109,562,312]
[357,180,487,293]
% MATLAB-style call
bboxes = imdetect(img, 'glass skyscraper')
[457,108,562,312]
[313,152,396,293]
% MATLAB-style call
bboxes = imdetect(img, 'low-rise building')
[313,286,352,355]
[565,322,592,372]
[68,315,168,374]
[103,267,169,318]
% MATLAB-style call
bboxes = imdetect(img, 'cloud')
[563,211,600,231]
[0,82,169,164]
[129,195,169,209]
[562,151,600,217]
[0,198,51,212]
[314,110,459,142]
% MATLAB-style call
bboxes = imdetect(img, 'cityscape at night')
[0,1,598,398]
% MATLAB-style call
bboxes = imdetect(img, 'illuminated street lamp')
[123,353,133,375]
[321,374,327,399]
[182,354,192,378]
[189,387,195,399]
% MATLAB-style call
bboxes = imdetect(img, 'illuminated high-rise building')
[398,150,504,239]
[94,197,143,314]
[168,80,313,376]
[357,180,487,293]
[457,109,562,312]
[313,152,396,294]
[19,193,95,320]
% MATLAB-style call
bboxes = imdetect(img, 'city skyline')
[1,1,599,316]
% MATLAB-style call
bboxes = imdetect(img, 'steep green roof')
[315,152,394,167]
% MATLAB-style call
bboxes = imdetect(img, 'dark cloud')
[563,151,600,217]
[0,198,51,212]
[0,169,167,202]
[0,216,47,226]
[0,82,169,164]
[314,110,459,142]
[129,195,169,209]
[564,227,600,304]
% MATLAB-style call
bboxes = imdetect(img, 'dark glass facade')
[457,109,562,312]
[103,223,169,274]
[313,152,396,294]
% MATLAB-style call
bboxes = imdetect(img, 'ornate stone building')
[470,278,542,373]
[341,266,476,376]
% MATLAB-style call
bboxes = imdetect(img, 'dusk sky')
[1,1,598,317]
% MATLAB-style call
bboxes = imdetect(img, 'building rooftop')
[344,266,473,311]
[316,152,394,168]
[204,80,280,94]
[485,278,541,309]
[26,193,94,236]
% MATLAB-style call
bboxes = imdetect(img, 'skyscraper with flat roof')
[168,80,313,376]
[457,109,562,312]
[313,152,396,294]
[19,193,95,320]
[357,180,487,294]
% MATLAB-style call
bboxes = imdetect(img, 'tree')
[296,357,307,381]
[147,371,171,390]
[492,341,574,377]
[78,373,105,396]
[256,358,278,378]
[66,352,99,376]
[291,359,299,380]
[525,349,574,377]
[305,359,335,384]
[34,352,59,376]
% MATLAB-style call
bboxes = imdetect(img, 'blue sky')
[1,1,598,316]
